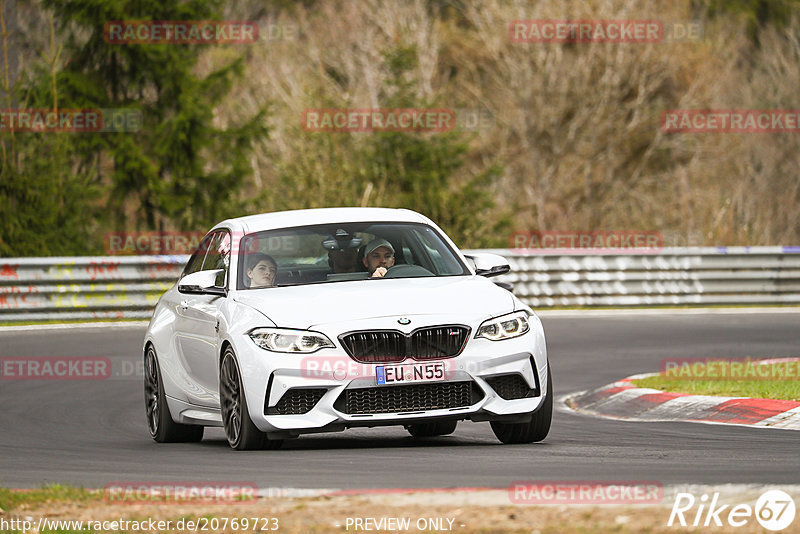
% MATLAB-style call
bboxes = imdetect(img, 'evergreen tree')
[1,0,269,256]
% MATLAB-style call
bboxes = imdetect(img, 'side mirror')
[179,269,226,296]
[464,253,511,278]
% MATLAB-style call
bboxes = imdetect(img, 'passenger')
[245,253,278,288]
[362,238,395,278]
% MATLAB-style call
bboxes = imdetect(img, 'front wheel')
[491,368,552,444]
[144,345,204,443]
[220,348,282,451]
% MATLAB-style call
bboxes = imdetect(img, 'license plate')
[376,361,446,385]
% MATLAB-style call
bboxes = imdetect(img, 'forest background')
[1,0,798,256]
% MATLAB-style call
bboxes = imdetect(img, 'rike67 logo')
[668,490,796,531]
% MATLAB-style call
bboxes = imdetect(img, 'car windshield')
[237,222,469,289]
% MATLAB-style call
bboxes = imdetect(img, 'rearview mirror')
[178,269,226,296]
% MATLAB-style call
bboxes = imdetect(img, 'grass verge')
[0,485,794,534]
[0,484,101,510]
[633,360,800,401]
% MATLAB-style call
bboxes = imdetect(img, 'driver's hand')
[372,267,388,278]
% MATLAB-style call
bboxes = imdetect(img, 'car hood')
[233,276,514,330]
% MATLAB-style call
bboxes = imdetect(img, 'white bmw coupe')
[143,207,551,450]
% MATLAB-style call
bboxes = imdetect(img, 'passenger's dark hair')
[246,253,277,272]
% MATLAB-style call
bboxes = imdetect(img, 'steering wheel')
[382,264,435,278]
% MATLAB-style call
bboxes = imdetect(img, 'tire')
[491,368,552,444]
[406,420,458,437]
[220,347,282,451]
[144,345,204,443]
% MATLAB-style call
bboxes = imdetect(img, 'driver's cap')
[364,238,394,256]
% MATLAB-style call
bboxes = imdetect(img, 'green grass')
[633,361,800,401]
[0,484,101,511]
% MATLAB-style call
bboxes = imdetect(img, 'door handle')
[180,300,189,310]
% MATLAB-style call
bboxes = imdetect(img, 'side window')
[202,231,231,287]
[182,233,215,277]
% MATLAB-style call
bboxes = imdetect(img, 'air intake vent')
[485,374,538,400]
[266,388,327,415]
[335,381,482,414]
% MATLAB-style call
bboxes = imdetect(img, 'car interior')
[237,223,463,289]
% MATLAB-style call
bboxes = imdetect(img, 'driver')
[362,238,395,278]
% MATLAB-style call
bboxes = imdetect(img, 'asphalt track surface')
[1,312,798,489]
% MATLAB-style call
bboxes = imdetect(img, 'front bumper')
[237,316,549,436]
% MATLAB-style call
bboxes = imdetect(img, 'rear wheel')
[144,345,204,443]
[406,420,458,437]
[220,347,282,451]
[491,369,552,444]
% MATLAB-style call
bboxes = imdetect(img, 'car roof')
[216,207,430,234]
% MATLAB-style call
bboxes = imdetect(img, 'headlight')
[248,328,334,353]
[475,311,530,341]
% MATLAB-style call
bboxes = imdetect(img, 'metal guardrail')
[475,246,800,307]
[0,256,188,322]
[1,247,799,322]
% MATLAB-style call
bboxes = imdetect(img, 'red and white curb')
[564,373,800,430]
